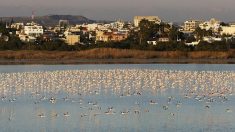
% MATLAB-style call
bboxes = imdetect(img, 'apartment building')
[221,24,235,36]
[199,18,220,32]
[66,34,80,45]
[24,22,43,37]
[134,16,161,27]
[184,20,203,32]
[96,30,128,42]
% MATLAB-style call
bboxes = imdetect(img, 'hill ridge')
[0,14,95,26]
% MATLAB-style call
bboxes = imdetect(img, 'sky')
[0,0,235,22]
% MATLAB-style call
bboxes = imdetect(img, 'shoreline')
[1,58,235,65]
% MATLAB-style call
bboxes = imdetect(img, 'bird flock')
[0,69,234,98]
[0,69,235,121]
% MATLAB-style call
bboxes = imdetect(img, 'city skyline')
[0,0,235,22]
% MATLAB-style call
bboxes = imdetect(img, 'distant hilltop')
[0,15,95,26]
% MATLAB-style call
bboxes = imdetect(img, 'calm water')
[0,64,235,132]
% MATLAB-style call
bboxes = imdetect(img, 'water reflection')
[0,68,235,132]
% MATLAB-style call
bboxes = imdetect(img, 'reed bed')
[0,48,234,60]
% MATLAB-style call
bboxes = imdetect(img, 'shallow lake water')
[0,64,235,132]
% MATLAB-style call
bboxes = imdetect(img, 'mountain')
[0,15,95,26]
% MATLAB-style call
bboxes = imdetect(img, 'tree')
[138,20,169,45]
[194,27,213,40]
[0,21,9,35]
[169,26,185,41]
[220,22,229,26]
[138,19,154,45]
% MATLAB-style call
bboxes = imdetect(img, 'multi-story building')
[67,25,81,33]
[110,20,125,29]
[11,23,24,30]
[82,24,99,31]
[111,32,129,41]
[221,24,235,36]
[59,20,69,27]
[24,22,43,37]
[199,18,220,32]
[65,34,80,45]
[96,30,128,42]
[19,34,37,42]
[18,22,43,42]
[96,30,111,42]
[77,23,110,32]
[183,20,203,32]
[134,16,161,27]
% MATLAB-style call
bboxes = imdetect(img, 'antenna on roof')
[31,10,35,21]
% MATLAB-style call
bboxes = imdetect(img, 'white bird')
[63,112,70,117]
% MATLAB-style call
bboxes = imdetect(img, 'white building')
[86,24,99,31]
[183,20,203,32]
[159,37,170,42]
[147,40,158,45]
[221,24,235,36]
[147,37,170,45]
[65,34,80,45]
[199,18,220,32]
[77,23,112,32]
[67,25,81,32]
[11,23,24,30]
[24,22,43,37]
[203,36,222,43]
[19,34,36,42]
[76,23,98,32]
[185,40,201,46]
[134,16,162,27]
[110,20,125,29]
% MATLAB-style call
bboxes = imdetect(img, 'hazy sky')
[0,0,235,22]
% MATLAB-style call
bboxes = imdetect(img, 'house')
[185,40,200,46]
[19,34,36,42]
[78,23,99,32]
[96,30,128,42]
[65,34,80,45]
[110,20,125,29]
[158,37,170,42]
[203,36,222,43]
[63,30,80,45]
[42,31,57,42]
[68,25,81,33]
[111,32,128,41]
[96,30,111,42]
[147,40,158,45]
[147,35,170,45]
[134,16,162,27]
[11,23,24,30]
